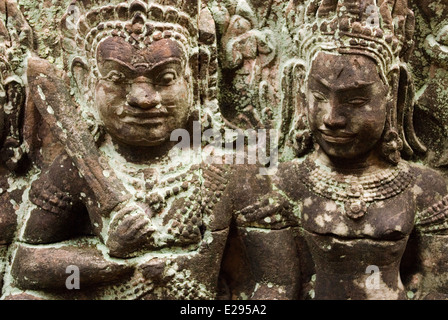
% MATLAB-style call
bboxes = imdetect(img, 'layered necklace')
[298,157,415,219]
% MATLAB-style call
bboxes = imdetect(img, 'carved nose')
[127,81,161,109]
[323,106,346,129]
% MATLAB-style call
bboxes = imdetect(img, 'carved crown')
[290,0,415,81]
[61,0,199,63]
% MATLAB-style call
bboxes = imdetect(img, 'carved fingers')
[106,202,156,259]
[1,0,33,49]
[224,29,276,70]
[424,25,448,68]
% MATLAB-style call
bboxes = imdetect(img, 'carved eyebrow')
[144,58,184,72]
[310,75,331,89]
[99,57,184,78]
[335,81,375,92]
[310,75,375,91]
[139,59,184,80]
[99,58,135,75]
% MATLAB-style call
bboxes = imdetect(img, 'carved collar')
[298,157,415,219]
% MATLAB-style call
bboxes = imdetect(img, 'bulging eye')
[103,70,125,83]
[157,70,177,86]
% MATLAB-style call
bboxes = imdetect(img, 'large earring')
[381,128,403,165]
[382,70,404,165]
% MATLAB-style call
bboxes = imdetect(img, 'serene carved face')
[306,52,388,160]
[94,37,192,147]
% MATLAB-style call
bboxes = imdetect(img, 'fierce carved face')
[94,36,193,147]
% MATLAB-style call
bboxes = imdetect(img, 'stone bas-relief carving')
[409,0,448,171]
[0,0,33,292]
[221,0,448,300]
[1,0,234,300]
[2,0,448,301]
[208,0,280,130]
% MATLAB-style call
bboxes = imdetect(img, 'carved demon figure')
[2,0,233,300]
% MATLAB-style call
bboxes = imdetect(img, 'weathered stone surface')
[219,0,448,301]
[11,243,135,290]
[1,0,448,301]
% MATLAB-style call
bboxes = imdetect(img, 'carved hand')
[425,26,448,68]
[436,25,448,46]
[106,202,156,259]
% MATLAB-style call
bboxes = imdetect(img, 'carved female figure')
[2,0,232,300]
[226,0,448,300]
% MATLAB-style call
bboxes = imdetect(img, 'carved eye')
[157,70,178,86]
[102,70,125,83]
[312,91,327,102]
[347,97,369,106]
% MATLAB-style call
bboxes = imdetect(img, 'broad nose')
[322,100,346,129]
[127,79,161,109]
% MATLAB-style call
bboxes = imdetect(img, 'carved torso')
[6,141,233,300]
[233,157,448,299]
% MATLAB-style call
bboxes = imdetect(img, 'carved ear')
[198,7,219,104]
[385,65,426,159]
[280,59,307,155]
[71,57,91,97]
[188,50,200,105]
[281,60,307,130]
[397,64,427,157]
[385,66,400,128]
[386,67,400,96]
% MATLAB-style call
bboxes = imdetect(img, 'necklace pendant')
[345,200,367,220]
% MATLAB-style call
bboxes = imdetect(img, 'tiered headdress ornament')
[282,0,425,163]
[294,0,414,83]
[61,0,198,75]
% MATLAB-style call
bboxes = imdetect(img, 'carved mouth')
[118,105,171,125]
[121,116,167,125]
[319,130,356,144]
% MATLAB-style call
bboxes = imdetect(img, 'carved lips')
[319,129,356,144]
[118,105,171,125]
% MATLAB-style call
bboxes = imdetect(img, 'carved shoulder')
[411,164,448,234]
[234,189,298,229]
[228,162,300,229]
[415,195,448,234]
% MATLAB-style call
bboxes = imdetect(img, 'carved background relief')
[1,0,448,300]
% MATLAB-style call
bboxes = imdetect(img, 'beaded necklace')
[298,157,415,219]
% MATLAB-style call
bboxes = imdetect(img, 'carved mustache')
[116,104,171,118]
